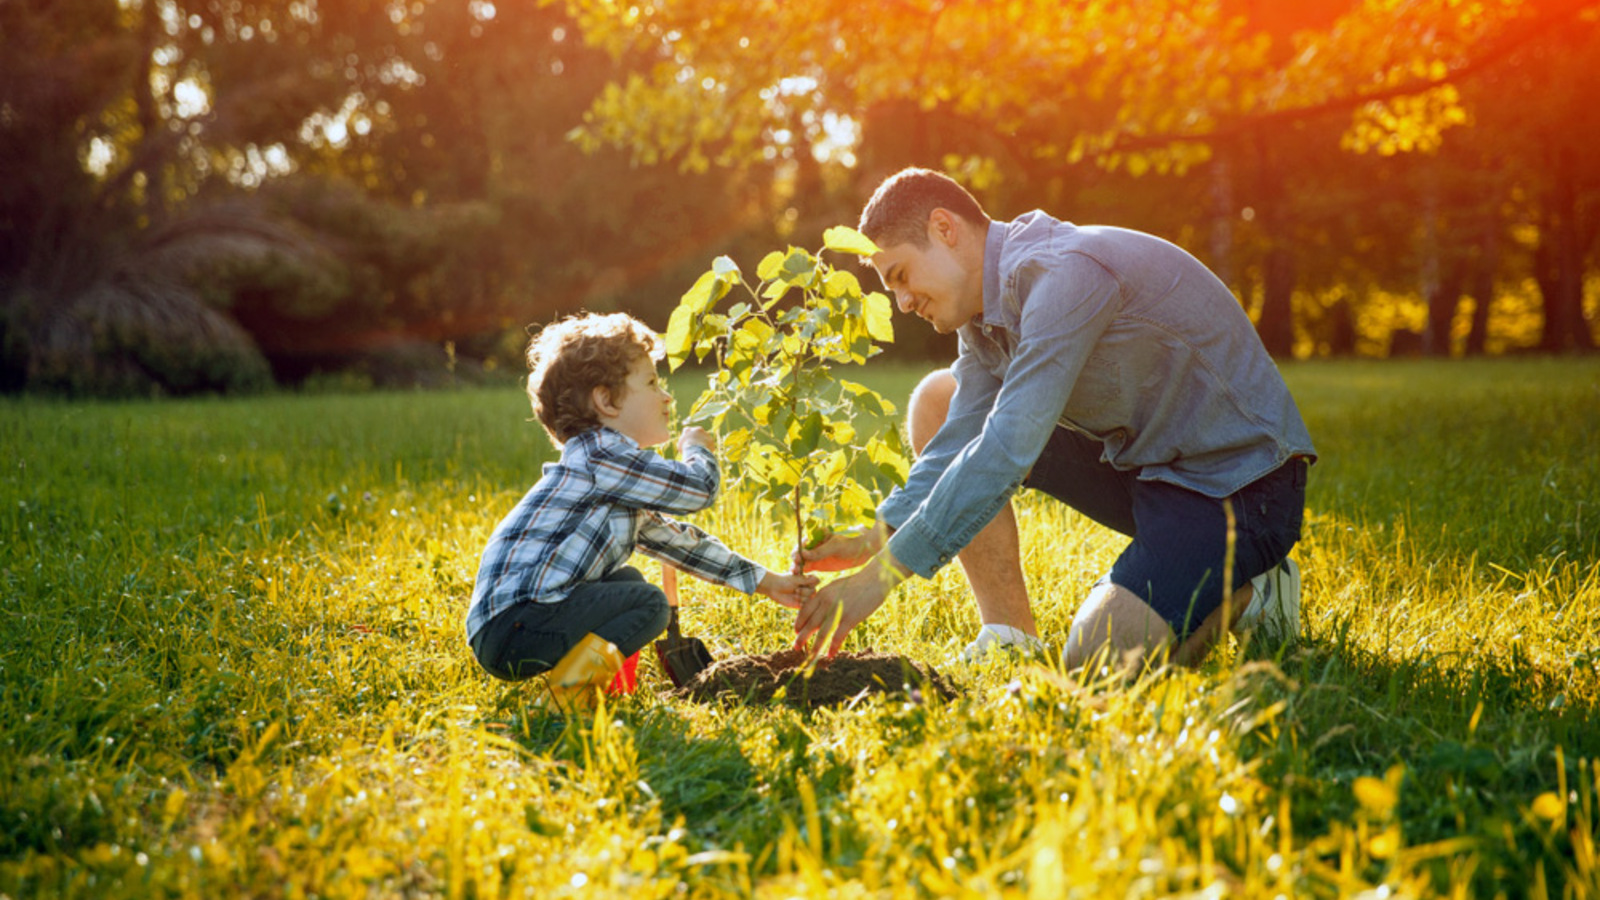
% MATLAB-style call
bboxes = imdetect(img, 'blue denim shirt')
[880,211,1317,578]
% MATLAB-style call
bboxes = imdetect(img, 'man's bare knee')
[1063,582,1177,674]
[908,368,956,454]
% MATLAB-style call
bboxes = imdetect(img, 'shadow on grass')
[485,693,861,858]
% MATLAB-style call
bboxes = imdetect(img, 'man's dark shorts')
[1023,426,1308,637]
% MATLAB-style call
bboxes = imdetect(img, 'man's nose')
[893,289,914,313]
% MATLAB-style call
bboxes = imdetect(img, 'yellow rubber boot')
[540,634,624,714]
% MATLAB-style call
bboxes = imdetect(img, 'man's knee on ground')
[908,368,956,453]
[1062,581,1176,673]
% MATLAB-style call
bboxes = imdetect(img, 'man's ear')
[592,384,619,419]
[928,208,960,247]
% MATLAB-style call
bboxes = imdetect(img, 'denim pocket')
[1239,461,1306,568]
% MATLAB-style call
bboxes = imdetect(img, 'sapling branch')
[665,227,910,575]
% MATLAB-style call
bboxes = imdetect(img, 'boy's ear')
[591,384,619,419]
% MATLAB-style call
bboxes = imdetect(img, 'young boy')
[466,312,815,705]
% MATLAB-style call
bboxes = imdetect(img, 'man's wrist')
[876,548,912,582]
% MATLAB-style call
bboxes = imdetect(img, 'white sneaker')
[959,624,1048,665]
[1236,557,1301,646]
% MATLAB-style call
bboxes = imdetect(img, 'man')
[794,168,1316,671]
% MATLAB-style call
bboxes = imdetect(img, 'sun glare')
[173,79,210,119]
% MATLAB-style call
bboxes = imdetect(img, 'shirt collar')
[981,219,1006,327]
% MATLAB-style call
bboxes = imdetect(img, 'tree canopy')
[1,0,1595,393]
[555,0,1598,354]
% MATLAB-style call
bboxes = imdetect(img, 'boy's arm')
[590,439,723,516]
[635,512,766,595]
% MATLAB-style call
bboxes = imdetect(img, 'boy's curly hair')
[525,313,663,444]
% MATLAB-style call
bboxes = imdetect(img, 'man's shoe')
[958,623,1048,665]
[1236,557,1301,647]
[540,633,624,714]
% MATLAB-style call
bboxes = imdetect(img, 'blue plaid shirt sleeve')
[590,440,723,515]
[635,512,767,594]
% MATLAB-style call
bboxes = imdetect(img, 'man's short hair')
[525,312,662,444]
[858,167,990,249]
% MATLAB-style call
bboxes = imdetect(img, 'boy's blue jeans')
[470,566,671,682]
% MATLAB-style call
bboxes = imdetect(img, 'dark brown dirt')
[675,647,960,709]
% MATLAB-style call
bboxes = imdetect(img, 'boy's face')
[869,209,984,335]
[597,354,673,447]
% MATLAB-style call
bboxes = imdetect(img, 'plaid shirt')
[465,427,766,641]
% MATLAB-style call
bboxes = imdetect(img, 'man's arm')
[887,254,1122,578]
[876,348,1003,532]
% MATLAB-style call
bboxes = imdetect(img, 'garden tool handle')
[663,563,680,607]
[663,564,682,640]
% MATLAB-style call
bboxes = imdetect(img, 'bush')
[27,277,272,397]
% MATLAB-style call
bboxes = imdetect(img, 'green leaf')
[722,428,752,463]
[778,248,817,286]
[756,250,786,281]
[712,255,741,277]
[823,269,862,300]
[818,449,848,487]
[691,396,732,423]
[731,317,776,356]
[789,411,825,457]
[864,291,895,343]
[665,303,695,370]
[679,270,722,315]
[822,225,880,256]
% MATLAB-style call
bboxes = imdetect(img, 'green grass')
[1,357,1597,898]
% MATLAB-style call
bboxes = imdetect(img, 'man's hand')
[792,554,908,658]
[756,570,818,610]
[679,426,715,455]
[793,526,886,574]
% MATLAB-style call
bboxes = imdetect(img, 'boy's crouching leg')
[539,633,625,714]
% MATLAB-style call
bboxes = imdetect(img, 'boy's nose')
[894,289,913,313]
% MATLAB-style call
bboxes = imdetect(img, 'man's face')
[869,213,983,335]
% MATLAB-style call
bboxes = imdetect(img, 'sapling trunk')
[664,229,908,590]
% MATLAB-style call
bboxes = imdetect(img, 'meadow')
[1,357,1597,899]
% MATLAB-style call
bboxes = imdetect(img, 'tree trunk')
[1465,211,1498,356]
[1260,246,1296,357]
[1327,296,1357,357]
[1251,130,1295,358]
[133,0,165,223]
[1425,262,1465,358]
[1538,145,1592,351]
[1209,149,1235,289]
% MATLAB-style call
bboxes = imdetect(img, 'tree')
[664,227,909,558]
[551,0,1597,354]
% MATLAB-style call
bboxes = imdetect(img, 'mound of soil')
[677,647,959,709]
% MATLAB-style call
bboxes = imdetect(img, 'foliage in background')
[2,1,1597,396]
[555,0,1600,356]
[666,227,909,555]
[1,359,1597,897]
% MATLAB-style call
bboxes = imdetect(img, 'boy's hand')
[679,427,716,455]
[794,527,885,573]
[757,570,819,610]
